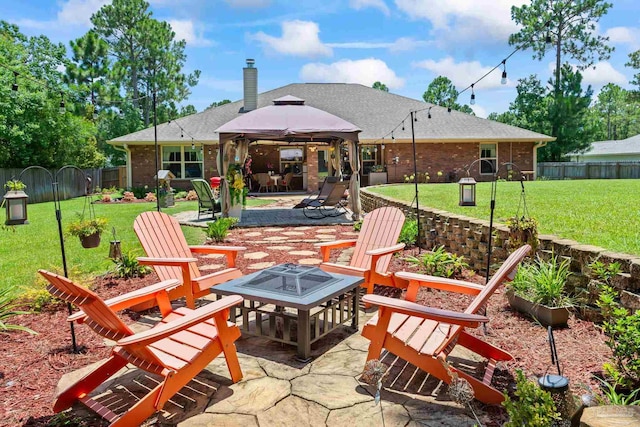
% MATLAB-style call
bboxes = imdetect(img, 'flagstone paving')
[297,258,322,265]
[247,261,276,270]
[243,251,269,260]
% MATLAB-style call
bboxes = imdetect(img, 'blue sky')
[4,0,640,118]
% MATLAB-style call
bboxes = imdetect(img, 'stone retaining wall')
[360,187,640,315]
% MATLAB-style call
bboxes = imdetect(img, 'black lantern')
[4,189,28,225]
[458,177,476,206]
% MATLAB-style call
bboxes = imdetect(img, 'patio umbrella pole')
[410,111,421,252]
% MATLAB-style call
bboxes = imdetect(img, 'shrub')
[594,376,640,405]
[589,260,621,283]
[129,186,148,199]
[186,190,198,201]
[175,191,188,199]
[206,218,238,242]
[507,253,572,307]
[111,250,152,279]
[602,306,640,386]
[0,288,37,335]
[502,370,560,427]
[398,218,418,246]
[404,245,468,278]
[121,191,136,202]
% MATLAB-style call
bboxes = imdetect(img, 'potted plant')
[506,253,573,327]
[369,165,387,185]
[66,215,108,248]
[505,216,539,252]
[227,164,247,220]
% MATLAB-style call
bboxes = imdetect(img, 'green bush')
[129,186,148,199]
[507,254,572,307]
[594,376,640,405]
[206,218,239,243]
[175,191,188,199]
[398,218,418,246]
[589,260,621,283]
[602,306,640,386]
[111,249,152,279]
[0,288,36,335]
[404,245,468,278]
[502,370,560,427]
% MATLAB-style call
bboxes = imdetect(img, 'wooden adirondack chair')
[316,206,406,297]
[134,211,246,309]
[39,270,244,427]
[361,244,531,404]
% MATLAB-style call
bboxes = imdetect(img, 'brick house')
[109,61,554,193]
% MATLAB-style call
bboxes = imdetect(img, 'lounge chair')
[39,269,244,427]
[302,181,349,218]
[361,244,531,404]
[316,206,406,298]
[191,179,221,220]
[134,211,245,309]
[294,176,338,208]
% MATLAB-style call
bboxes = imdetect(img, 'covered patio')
[215,95,363,220]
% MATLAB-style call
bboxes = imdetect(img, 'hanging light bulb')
[414,112,418,122]
[501,60,508,85]
[93,107,98,121]
[181,129,184,138]
[191,138,195,150]
[11,72,18,93]
[59,92,65,114]
[401,121,405,131]
[208,147,212,155]
[470,84,476,105]
[427,106,432,119]
[447,106,452,113]
[391,131,395,140]
[200,144,203,153]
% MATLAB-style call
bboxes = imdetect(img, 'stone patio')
[56,305,483,426]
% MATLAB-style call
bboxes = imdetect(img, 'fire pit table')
[210,263,363,361]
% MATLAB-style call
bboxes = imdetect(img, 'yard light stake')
[410,111,421,252]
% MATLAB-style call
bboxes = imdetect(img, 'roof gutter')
[532,140,550,180]
[111,143,132,188]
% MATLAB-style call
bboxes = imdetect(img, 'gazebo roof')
[215,96,361,142]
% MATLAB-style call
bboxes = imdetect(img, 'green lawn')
[370,179,640,256]
[0,197,273,296]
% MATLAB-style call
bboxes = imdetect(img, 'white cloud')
[549,62,628,87]
[604,26,640,51]
[300,58,405,89]
[395,0,526,44]
[168,19,214,47]
[57,0,109,26]
[349,0,390,15]
[199,76,244,92]
[470,104,488,118]
[413,56,505,90]
[252,20,332,58]
[327,37,430,52]
[224,0,271,7]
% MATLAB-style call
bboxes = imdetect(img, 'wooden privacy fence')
[0,167,103,204]
[537,161,640,180]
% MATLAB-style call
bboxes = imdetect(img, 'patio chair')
[361,244,531,404]
[191,179,221,220]
[316,206,406,298]
[280,172,294,192]
[294,176,339,209]
[134,211,245,309]
[254,173,274,192]
[39,269,244,427]
[302,181,349,218]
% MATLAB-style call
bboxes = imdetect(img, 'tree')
[509,1,613,140]
[206,99,231,109]
[587,84,639,141]
[372,81,389,92]
[422,76,475,115]
[627,49,640,90]
[0,21,104,168]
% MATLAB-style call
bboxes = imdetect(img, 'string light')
[427,106,432,119]
[414,111,418,122]
[191,138,195,150]
[59,92,65,114]
[12,72,18,92]
[501,60,508,85]
[470,84,476,105]
[402,121,405,131]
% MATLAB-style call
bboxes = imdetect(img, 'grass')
[0,197,274,297]
[370,179,640,256]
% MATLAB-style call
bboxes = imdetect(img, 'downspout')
[533,141,548,180]
[112,143,132,188]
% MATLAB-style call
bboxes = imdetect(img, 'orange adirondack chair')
[39,270,244,427]
[134,211,246,309]
[361,244,531,404]
[316,206,406,297]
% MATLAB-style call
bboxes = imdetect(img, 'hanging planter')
[66,216,108,249]
[505,216,539,252]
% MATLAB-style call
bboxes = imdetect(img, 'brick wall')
[360,188,640,316]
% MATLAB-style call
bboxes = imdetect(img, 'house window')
[361,145,377,175]
[479,144,497,175]
[162,145,203,179]
[280,147,303,175]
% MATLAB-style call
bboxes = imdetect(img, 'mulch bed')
[0,224,612,426]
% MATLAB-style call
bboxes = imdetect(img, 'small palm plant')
[0,288,37,335]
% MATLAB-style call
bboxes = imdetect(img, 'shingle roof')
[576,134,640,156]
[109,83,554,145]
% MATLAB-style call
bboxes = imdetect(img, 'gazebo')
[215,95,363,219]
